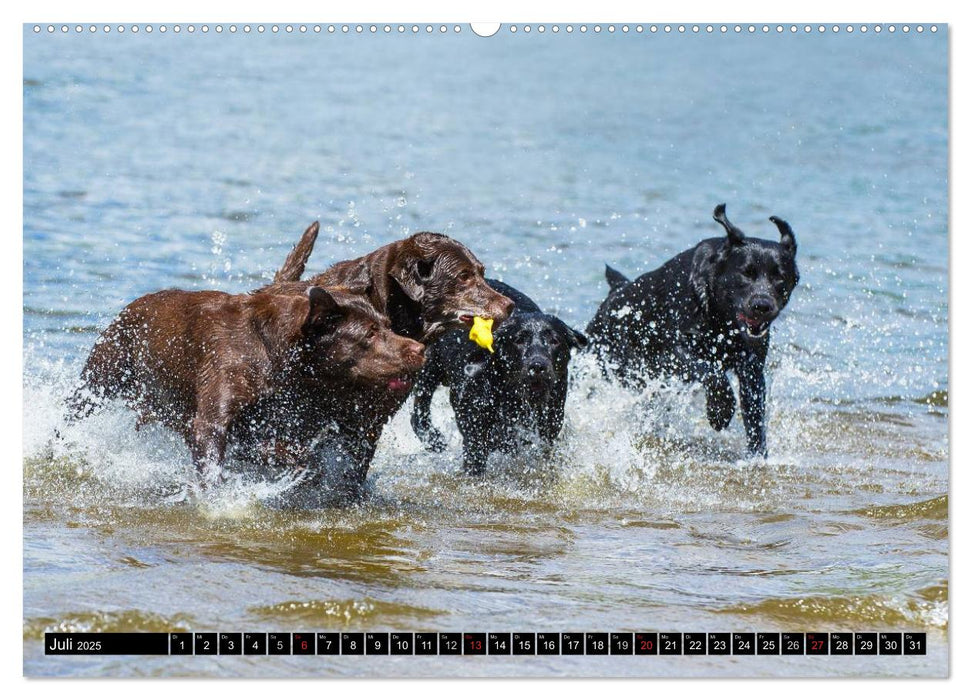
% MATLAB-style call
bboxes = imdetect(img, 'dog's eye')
[742,266,759,280]
[365,327,377,341]
[458,270,473,283]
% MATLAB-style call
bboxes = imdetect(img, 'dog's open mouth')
[387,377,413,393]
[737,313,771,338]
[528,378,550,396]
[458,314,476,326]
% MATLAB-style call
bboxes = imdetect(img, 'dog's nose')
[527,359,549,376]
[750,297,776,317]
[498,297,515,319]
[404,340,425,366]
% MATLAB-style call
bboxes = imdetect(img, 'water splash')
[23,339,947,518]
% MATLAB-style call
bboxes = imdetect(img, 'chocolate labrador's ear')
[713,203,746,246]
[304,286,345,334]
[390,256,435,302]
[769,216,797,256]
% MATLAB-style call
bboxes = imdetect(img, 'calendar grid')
[44,632,927,656]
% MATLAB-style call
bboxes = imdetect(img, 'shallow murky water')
[23,27,948,677]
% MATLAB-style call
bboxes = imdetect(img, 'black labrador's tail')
[604,264,631,293]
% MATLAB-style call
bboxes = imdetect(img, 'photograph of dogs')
[587,204,799,456]
[21,23,948,679]
[66,215,514,505]
[261,223,514,498]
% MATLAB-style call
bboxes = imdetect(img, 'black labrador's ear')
[549,316,589,350]
[304,286,345,334]
[390,256,435,302]
[462,350,491,380]
[689,243,717,314]
[605,264,631,292]
[713,203,745,246]
[567,326,588,350]
[769,216,797,256]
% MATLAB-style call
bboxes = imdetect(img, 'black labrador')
[411,280,587,475]
[586,203,799,456]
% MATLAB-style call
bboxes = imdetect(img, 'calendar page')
[22,20,949,678]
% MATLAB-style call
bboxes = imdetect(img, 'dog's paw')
[463,460,487,477]
[745,441,768,459]
[420,427,448,453]
[705,388,735,431]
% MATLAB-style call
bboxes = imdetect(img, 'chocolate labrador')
[69,285,424,498]
[586,204,799,456]
[262,224,515,496]
[270,222,515,342]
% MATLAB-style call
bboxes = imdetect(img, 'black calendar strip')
[44,631,927,656]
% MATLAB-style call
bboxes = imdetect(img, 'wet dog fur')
[586,204,799,456]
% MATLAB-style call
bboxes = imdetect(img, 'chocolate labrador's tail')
[274,221,320,283]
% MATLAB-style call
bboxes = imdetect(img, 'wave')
[716,582,949,630]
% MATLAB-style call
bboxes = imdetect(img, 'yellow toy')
[469,316,494,353]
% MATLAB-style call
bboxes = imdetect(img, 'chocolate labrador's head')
[388,233,515,342]
[291,286,426,395]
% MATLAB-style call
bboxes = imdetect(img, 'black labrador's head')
[690,203,799,344]
[464,311,587,401]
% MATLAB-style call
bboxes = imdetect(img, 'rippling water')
[23,26,948,677]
